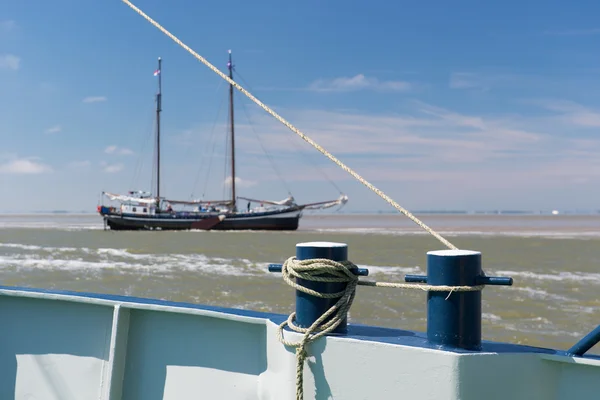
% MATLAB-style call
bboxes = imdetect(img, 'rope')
[120,0,458,251]
[276,257,359,400]
[276,257,483,400]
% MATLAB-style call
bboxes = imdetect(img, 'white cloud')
[0,157,52,174]
[197,97,600,201]
[223,176,257,188]
[528,99,600,127]
[4,95,600,212]
[0,20,16,32]
[104,145,133,155]
[100,162,124,173]
[83,96,107,103]
[308,74,411,92]
[0,54,20,70]
[45,125,61,134]
[415,102,541,142]
[230,103,540,166]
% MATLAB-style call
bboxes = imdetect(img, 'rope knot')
[281,256,358,298]
[277,256,359,400]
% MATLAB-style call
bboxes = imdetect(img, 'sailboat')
[98,52,348,231]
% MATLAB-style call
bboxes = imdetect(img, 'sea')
[1,212,599,354]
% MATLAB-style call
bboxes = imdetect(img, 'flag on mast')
[153,69,160,76]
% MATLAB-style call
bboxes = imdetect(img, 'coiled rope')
[120,0,458,251]
[276,257,483,400]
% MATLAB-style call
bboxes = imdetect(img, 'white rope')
[120,0,458,251]
[276,257,359,400]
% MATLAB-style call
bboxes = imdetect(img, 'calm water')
[1,213,599,353]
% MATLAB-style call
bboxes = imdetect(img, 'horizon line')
[0,209,598,216]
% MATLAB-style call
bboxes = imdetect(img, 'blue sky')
[1,0,600,212]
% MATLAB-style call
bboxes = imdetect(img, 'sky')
[1,0,600,213]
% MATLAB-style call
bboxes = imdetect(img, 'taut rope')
[117,3,473,398]
[120,0,458,251]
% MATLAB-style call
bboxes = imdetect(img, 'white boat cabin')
[120,203,156,215]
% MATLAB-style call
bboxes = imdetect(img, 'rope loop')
[277,257,359,400]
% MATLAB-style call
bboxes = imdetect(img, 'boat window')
[133,207,137,212]
[143,208,147,213]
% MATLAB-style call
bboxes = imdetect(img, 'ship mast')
[227,50,237,211]
[155,57,162,201]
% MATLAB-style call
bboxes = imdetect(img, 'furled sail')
[237,196,296,206]
[164,199,233,206]
[102,192,158,205]
[302,194,349,210]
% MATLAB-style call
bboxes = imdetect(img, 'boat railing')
[567,325,600,356]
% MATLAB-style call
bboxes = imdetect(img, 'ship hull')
[101,208,302,231]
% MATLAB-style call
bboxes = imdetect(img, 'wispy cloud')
[449,72,485,90]
[223,176,257,188]
[231,104,539,161]
[100,162,124,173]
[543,28,600,36]
[308,74,411,92]
[449,72,516,91]
[0,54,20,70]
[104,145,133,155]
[45,125,61,134]
[195,97,600,195]
[82,96,107,103]
[0,20,16,32]
[0,156,52,174]
[526,99,600,127]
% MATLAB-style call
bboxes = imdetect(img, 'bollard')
[295,241,352,334]
[426,249,483,351]
[404,251,512,350]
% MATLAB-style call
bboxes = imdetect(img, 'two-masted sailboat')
[98,51,347,231]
